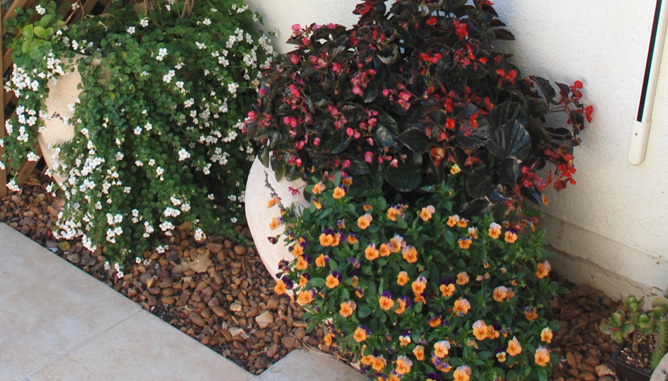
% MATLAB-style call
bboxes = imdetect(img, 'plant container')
[613,341,652,381]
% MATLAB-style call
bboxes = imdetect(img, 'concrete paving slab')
[27,310,252,381]
[253,349,369,381]
[0,223,141,380]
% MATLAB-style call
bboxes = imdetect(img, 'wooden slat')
[0,6,6,197]
[16,158,39,186]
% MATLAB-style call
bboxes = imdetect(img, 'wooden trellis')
[0,0,112,197]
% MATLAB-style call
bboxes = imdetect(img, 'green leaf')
[385,163,421,192]
[487,103,531,160]
[344,156,370,175]
[397,128,429,152]
[373,125,395,147]
[33,26,47,39]
[465,165,495,198]
[364,82,378,103]
[377,112,399,136]
[537,368,548,381]
[532,76,558,105]
[330,128,351,154]
[22,24,34,42]
[308,278,326,288]
[358,304,373,318]
[499,157,520,187]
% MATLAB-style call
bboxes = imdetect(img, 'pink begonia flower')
[364,151,373,163]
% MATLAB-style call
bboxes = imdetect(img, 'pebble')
[0,180,626,379]
[267,298,280,310]
[266,343,278,358]
[255,311,274,329]
[281,336,297,350]
[190,312,205,328]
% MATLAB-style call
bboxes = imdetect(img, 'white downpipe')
[628,0,668,165]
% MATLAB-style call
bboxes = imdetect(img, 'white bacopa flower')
[144,122,152,131]
[156,167,164,176]
[159,221,175,232]
[127,26,135,35]
[227,82,238,95]
[178,148,191,161]
[184,98,194,108]
[230,217,238,223]
[202,18,211,26]
[115,152,124,160]
[156,47,168,61]
[194,228,206,242]
[6,180,20,192]
[26,152,39,162]
[180,203,191,212]
[162,70,175,83]
[36,4,46,15]
[207,194,215,200]
[163,207,181,217]
[134,126,142,135]
[148,159,155,166]
[195,42,206,50]
[135,160,143,167]
[0,161,4,170]
[104,261,111,271]
[140,18,149,28]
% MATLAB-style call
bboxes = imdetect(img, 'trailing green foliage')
[3,0,272,269]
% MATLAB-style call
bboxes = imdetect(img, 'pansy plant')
[271,173,565,380]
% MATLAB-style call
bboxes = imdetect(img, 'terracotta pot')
[245,157,309,281]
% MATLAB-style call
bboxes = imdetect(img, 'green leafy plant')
[2,0,273,270]
[600,292,668,370]
[271,172,564,380]
[245,0,593,220]
[651,288,668,369]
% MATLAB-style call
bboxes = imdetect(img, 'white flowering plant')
[2,0,273,268]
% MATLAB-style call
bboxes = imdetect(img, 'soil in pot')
[613,334,656,381]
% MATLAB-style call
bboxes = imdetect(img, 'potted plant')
[245,0,593,222]
[2,0,273,272]
[244,0,594,378]
[600,289,668,381]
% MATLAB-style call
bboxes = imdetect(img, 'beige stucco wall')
[247,0,668,298]
[494,1,668,298]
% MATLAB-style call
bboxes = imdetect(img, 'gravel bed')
[0,174,626,380]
